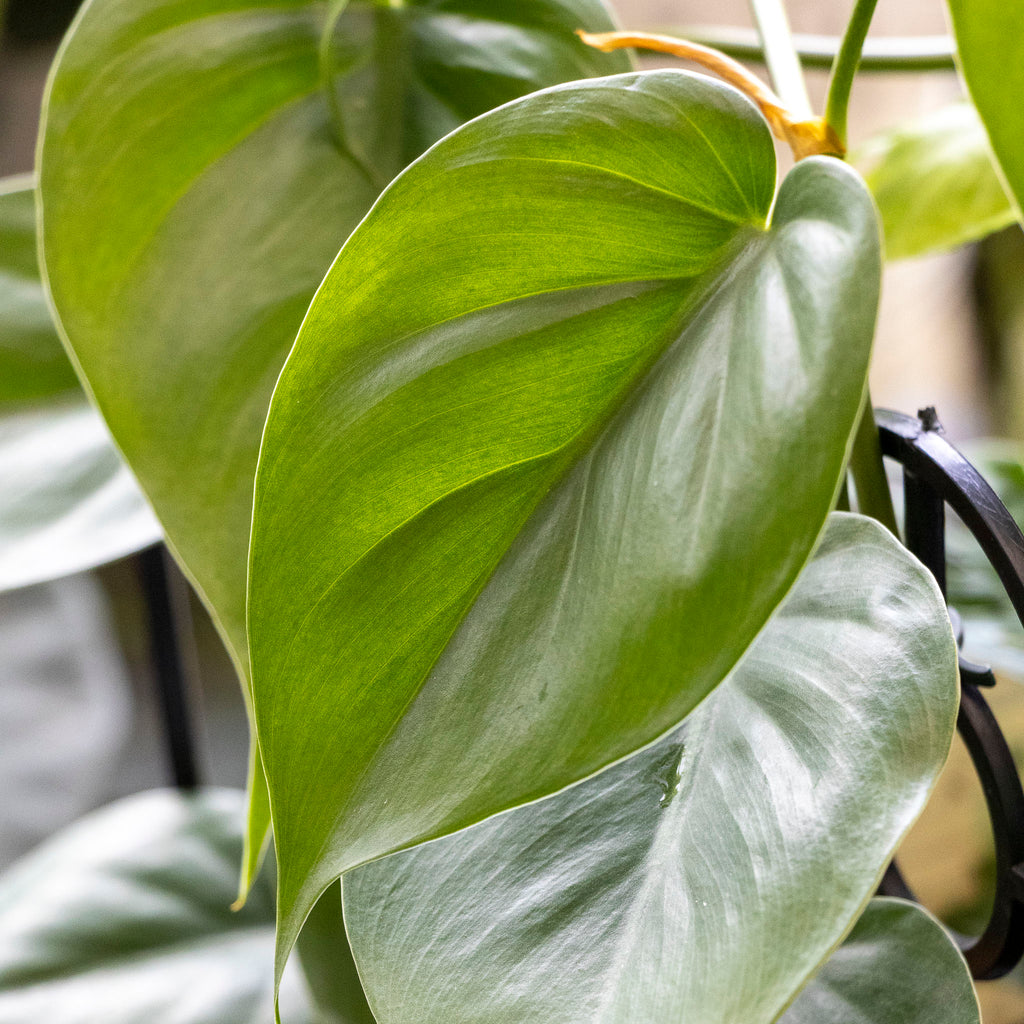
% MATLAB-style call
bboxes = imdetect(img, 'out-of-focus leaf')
[342,515,957,1023]
[856,103,1015,260]
[0,179,160,592]
[37,0,629,886]
[946,0,1024,224]
[780,899,979,1024]
[0,178,78,407]
[250,69,880,971]
[0,789,369,1023]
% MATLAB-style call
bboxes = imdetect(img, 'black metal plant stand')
[877,407,1024,980]
[136,544,202,792]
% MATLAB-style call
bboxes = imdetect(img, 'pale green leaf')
[857,103,1016,260]
[780,899,979,1024]
[0,789,344,1024]
[0,402,161,591]
[249,70,881,971]
[946,0,1024,224]
[342,515,958,1023]
[38,0,629,888]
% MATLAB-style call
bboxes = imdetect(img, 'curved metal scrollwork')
[876,407,1024,980]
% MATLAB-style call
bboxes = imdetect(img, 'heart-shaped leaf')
[856,104,1016,260]
[781,899,979,1024]
[38,0,628,883]
[341,514,958,1023]
[0,180,160,592]
[37,0,625,664]
[0,789,372,1024]
[249,70,881,968]
[945,0,1024,222]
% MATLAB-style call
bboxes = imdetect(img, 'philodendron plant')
[5,0,1024,1019]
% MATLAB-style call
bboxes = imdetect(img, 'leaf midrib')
[310,237,760,874]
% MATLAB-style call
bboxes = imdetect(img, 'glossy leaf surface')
[251,70,881,963]
[342,515,958,1023]
[38,0,627,883]
[946,0,1024,221]
[857,104,1015,260]
[0,789,370,1024]
[0,181,159,591]
[0,179,77,407]
[780,899,979,1024]
[38,0,627,675]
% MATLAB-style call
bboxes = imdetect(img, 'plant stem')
[668,27,955,73]
[578,31,841,158]
[825,0,881,149]
[815,5,895,536]
[849,390,898,535]
[747,0,812,119]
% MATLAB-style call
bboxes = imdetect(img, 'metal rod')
[136,544,201,790]
[903,466,947,598]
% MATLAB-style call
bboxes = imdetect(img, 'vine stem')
[746,0,812,119]
[821,0,894,535]
[578,31,841,159]
[824,0,881,149]
[849,390,899,535]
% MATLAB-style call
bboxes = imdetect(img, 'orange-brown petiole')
[577,30,843,161]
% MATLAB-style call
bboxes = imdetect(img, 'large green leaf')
[37,0,625,662]
[0,178,78,408]
[37,0,628,885]
[780,899,979,1024]
[250,70,881,968]
[341,514,958,1023]
[0,789,371,1024]
[856,104,1016,260]
[0,180,160,591]
[946,0,1024,222]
